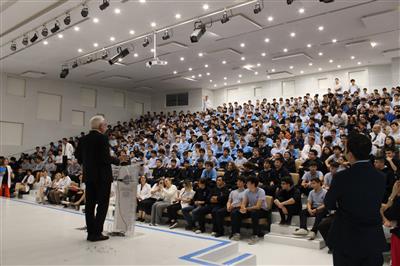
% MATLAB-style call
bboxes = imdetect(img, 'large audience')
[0,80,399,251]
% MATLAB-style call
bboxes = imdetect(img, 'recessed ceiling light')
[271,68,275,72]
[318,52,323,56]
[210,79,213,82]
[93,42,98,47]
[43,40,48,45]
[180,57,185,61]
[237,80,241,83]
[224,82,227,86]
[110,36,115,41]
[351,56,355,60]
[370,42,377,47]
[267,75,271,79]
[318,68,322,71]
[357,61,362,65]
[318,26,324,31]
[261,52,266,57]
[188,67,192,71]
[203,4,209,10]
[290,32,296,37]
[206,72,210,76]
[150,48,154,53]
[300,70,304,74]
[204,64,208,68]
[240,43,245,48]
[129,30,135,35]
[93,18,99,23]
[329,59,334,63]
[139,0,146,3]
[198,74,202,77]
[114,8,121,14]
[191,75,195,78]
[241,57,245,61]
[224,77,227,80]
[175,13,181,19]
[118,58,123,62]
[78,48,83,53]
[307,44,312,48]
[222,60,226,64]
[238,74,242,78]
[198,52,203,57]
[267,16,274,22]
[57,34,63,39]
[257,63,261,67]
[214,84,217,87]
[264,38,270,43]
[289,66,294,69]
[332,39,337,43]
[74,26,80,31]
[337,65,341,68]
[134,53,139,57]
[298,8,305,14]
[255,71,258,75]
[283,48,288,53]
[308,62,313,66]
[150,22,156,27]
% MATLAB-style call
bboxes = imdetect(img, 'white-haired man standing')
[75,115,119,242]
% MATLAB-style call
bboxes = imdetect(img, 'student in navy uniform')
[324,133,387,266]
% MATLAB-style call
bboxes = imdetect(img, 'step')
[270,224,322,238]
[270,212,315,227]
[264,233,325,250]
[195,242,256,266]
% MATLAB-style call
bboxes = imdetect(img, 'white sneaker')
[248,235,259,245]
[307,231,316,240]
[169,222,178,229]
[211,232,217,236]
[293,228,308,236]
[195,229,202,234]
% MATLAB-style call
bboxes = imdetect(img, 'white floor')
[0,197,333,266]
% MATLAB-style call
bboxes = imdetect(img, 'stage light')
[72,61,78,69]
[221,11,229,24]
[109,47,129,65]
[50,21,60,33]
[22,35,29,46]
[162,30,170,40]
[41,26,48,37]
[99,0,110,10]
[60,66,69,79]
[30,33,38,43]
[81,5,89,17]
[142,37,150,47]
[190,21,206,43]
[253,1,262,14]
[64,13,71,25]
[10,41,16,51]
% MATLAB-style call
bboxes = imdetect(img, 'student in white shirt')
[167,180,195,229]
[137,176,152,222]
[14,170,35,198]
[334,78,343,95]
[348,79,360,95]
[370,124,386,156]
[36,170,52,203]
[149,178,177,226]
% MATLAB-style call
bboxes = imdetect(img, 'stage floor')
[0,198,333,265]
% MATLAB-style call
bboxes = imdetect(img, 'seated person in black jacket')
[374,157,396,203]
[248,148,263,171]
[223,162,239,189]
[270,158,290,183]
[178,160,192,184]
[274,176,302,225]
[300,150,325,175]
[192,176,229,234]
[241,162,256,180]
[259,159,279,197]
[190,159,205,185]
[152,159,166,184]
[165,159,181,187]
[182,178,209,230]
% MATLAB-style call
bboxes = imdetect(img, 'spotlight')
[190,21,206,43]
[50,21,60,33]
[162,30,170,40]
[10,41,17,51]
[220,11,229,24]
[99,0,110,10]
[81,5,89,17]
[60,66,69,79]
[41,25,48,37]
[109,47,129,65]
[287,0,295,4]
[22,35,29,46]
[142,37,150,47]
[30,33,38,43]
[64,13,71,25]
[319,0,334,2]
[72,61,78,69]
[253,1,262,14]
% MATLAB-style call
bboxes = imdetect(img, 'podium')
[109,164,139,237]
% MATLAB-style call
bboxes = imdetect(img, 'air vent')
[20,71,46,78]
[101,75,132,82]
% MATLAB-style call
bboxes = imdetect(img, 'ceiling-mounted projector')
[146,58,168,68]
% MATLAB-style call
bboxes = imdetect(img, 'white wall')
[0,72,151,156]
[150,88,203,113]
[212,64,395,107]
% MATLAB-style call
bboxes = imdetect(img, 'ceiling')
[0,0,399,93]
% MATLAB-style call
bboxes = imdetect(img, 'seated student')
[300,150,325,175]
[201,161,217,182]
[152,159,166,183]
[374,157,396,203]
[165,159,180,186]
[323,161,339,190]
[149,177,177,226]
[214,177,246,237]
[270,158,290,182]
[190,159,205,183]
[384,148,400,177]
[274,176,302,225]
[259,159,279,197]
[223,162,239,189]
[139,178,163,220]
[293,178,328,240]
[168,180,195,229]
[283,151,297,173]
[217,148,233,169]
[14,169,35,198]
[231,176,268,245]
[300,161,323,196]
[192,176,229,234]
[241,162,256,179]
[136,175,152,222]
[48,172,71,204]
[324,145,342,168]
[234,149,248,171]
[62,174,86,210]
[182,178,209,231]
[36,170,52,204]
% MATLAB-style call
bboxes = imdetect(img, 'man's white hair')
[90,115,105,130]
